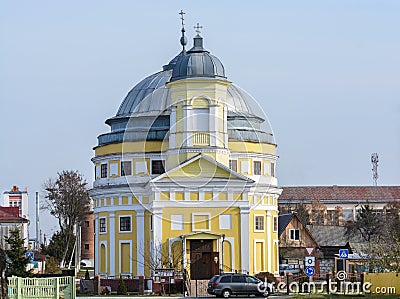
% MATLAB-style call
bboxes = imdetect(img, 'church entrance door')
[190,240,219,280]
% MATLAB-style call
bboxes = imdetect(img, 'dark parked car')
[207,273,273,297]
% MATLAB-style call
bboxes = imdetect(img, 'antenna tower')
[371,153,379,186]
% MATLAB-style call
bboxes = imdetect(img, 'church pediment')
[150,154,253,183]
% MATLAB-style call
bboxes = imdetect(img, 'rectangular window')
[255,215,265,231]
[273,216,278,232]
[219,214,232,229]
[271,162,275,177]
[289,229,300,241]
[84,244,89,250]
[241,160,250,174]
[120,216,131,232]
[253,161,261,175]
[121,161,132,176]
[151,160,165,175]
[109,163,118,176]
[135,161,148,175]
[229,160,237,172]
[192,108,209,131]
[171,214,184,230]
[100,164,107,178]
[84,221,90,228]
[99,218,106,233]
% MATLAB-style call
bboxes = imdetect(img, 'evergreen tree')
[4,228,32,277]
[117,275,127,295]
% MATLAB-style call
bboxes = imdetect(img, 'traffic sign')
[25,251,34,262]
[339,249,349,259]
[305,267,315,277]
[305,256,315,267]
[305,247,314,256]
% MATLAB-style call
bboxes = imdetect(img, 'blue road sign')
[305,267,315,277]
[25,251,34,262]
[339,249,349,259]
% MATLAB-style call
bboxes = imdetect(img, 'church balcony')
[192,132,210,145]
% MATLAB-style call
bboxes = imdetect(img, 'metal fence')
[8,276,75,299]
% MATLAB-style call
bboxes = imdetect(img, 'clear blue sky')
[1,1,399,237]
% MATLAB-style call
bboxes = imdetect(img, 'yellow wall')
[248,209,279,275]
[95,141,167,156]
[364,273,400,295]
[161,207,242,269]
[115,210,137,276]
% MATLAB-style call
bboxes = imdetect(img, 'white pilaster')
[94,214,99,275]
[152,207,163,267]
[209,105,217,146]
[183,105,193,146]
[109,212,115,276]
[136,209,145,275]
[240,207,250,272]
[170,106,177,148]
[266,210,272,272]
[223,105,228,147]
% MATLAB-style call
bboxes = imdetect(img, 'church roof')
[170,34,226,81]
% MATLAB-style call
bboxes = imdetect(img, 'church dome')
[170,35,226,81]
[98,32,275,146]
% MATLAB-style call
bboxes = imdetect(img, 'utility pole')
[35,192,40,250]
[371,153,379,186]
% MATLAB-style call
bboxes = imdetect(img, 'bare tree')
[43,170,91,266]
[346,205,382,242]
[310,199,326,225]
[132,241,183,275]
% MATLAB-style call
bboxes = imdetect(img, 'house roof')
[279,213,319,247]
[280,186,400,203]
[278,213,294,236]
[307,225,363,247]
[0,207,28,223]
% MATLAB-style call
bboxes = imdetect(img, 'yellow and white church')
[90,22,282,279]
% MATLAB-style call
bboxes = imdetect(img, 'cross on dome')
[194,23,203,34]
[179,10,185,28]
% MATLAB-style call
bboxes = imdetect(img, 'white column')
[170,106,177,149]
[223,105,228,147]
[109,212,115,276]
[266,210,272,272]
[209,105,217,146]
[152,207,163,267]
[136,209,145,275]
[240,207,250,272]
[94,213,99,275]
[182,237,187,269]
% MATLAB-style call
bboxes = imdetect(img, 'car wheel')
[222,289,231,298]
[262,288,270,297]
[257,289,269,297]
